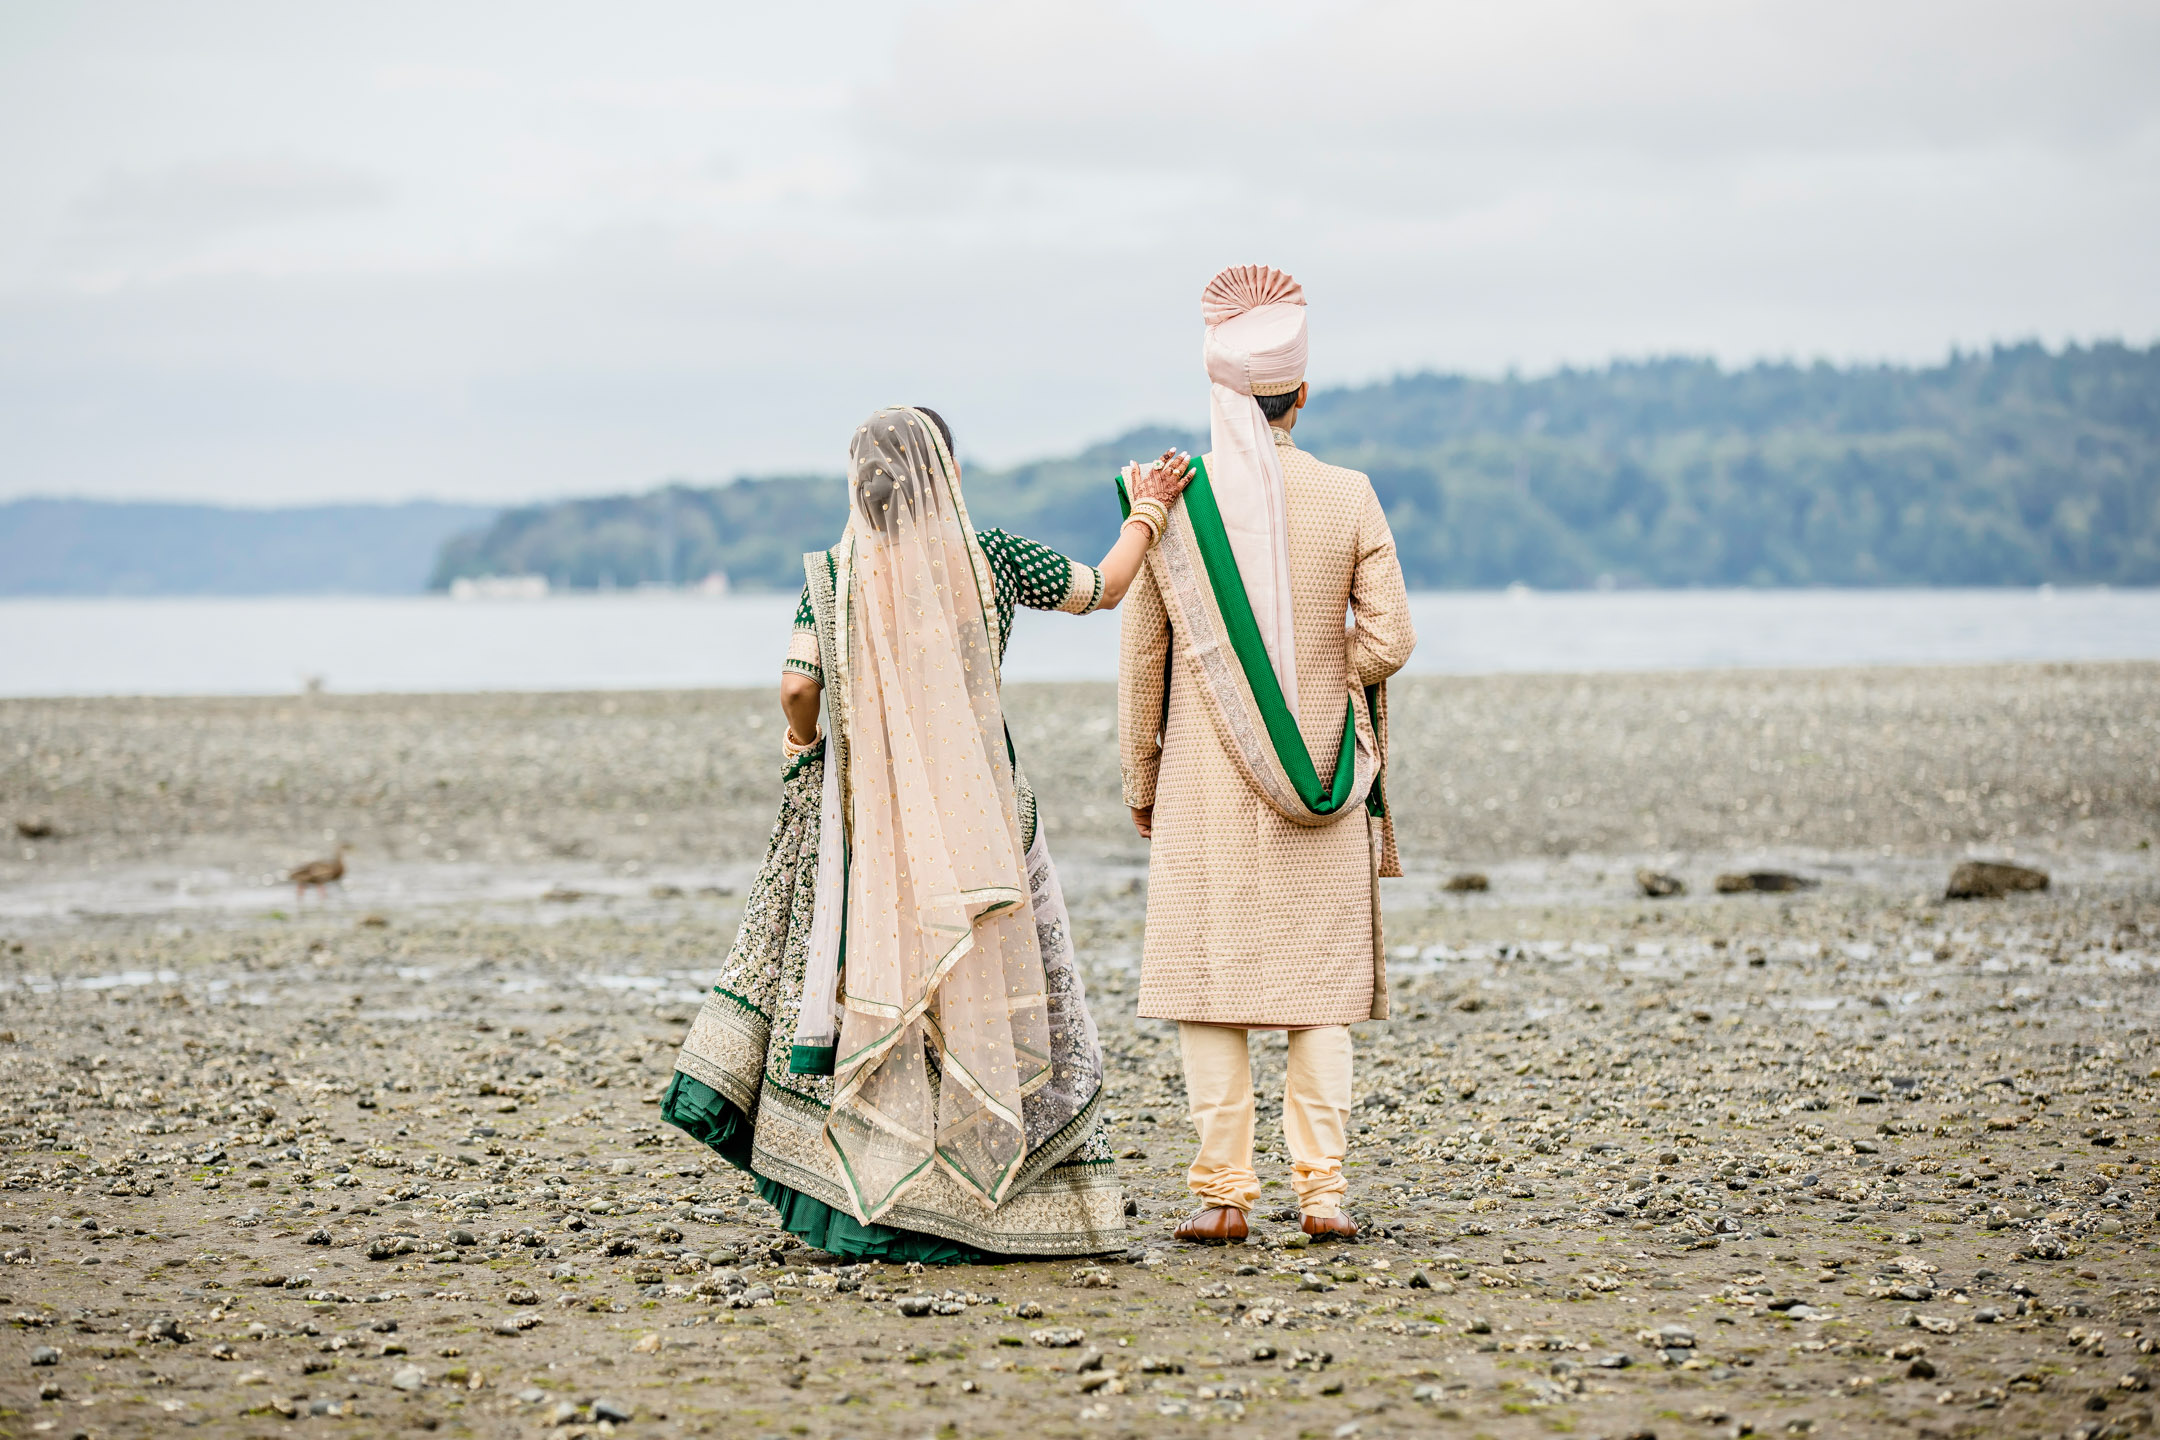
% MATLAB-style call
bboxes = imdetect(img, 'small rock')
[390,1364,425,1391]
[1908,1357,1937,1379]
[1945,860,2048,900]
[592,1397,634,1423]
[1031,1327,1086,1348]
[1635,869,1685,898]
[29,1345,60,1366]
[1714,871,1816,894]
[1443,873,1489,893]
[896,1296,934,1317]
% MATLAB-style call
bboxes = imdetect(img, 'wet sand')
[0,664,2155,1439]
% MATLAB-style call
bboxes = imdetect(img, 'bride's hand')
[1129,447,1193,507]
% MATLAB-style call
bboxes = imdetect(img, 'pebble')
[1946,860,2050,900]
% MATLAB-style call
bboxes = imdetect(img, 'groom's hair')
[1255,389,1301,422]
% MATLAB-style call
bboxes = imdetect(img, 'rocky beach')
[0,662,2155,1440]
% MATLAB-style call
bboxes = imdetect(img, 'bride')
[663,405,1189,1261]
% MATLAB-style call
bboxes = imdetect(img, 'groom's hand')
[1130,805,1153,838]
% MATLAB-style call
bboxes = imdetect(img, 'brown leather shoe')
[1174,1206,1249,1244]
[1301,1212,1358,1240]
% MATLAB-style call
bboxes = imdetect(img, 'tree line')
[430,341,2160,592]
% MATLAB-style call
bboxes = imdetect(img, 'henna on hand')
[1129,448,1194,507]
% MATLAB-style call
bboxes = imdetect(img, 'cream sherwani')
[1121,426,1415,1216]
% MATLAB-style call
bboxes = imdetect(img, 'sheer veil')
[824,407,1052,1221]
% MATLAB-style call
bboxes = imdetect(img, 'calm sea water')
[1,588,2154,698]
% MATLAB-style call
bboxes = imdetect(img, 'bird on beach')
[288,844,350,901]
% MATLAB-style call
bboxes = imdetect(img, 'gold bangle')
[1129,498,1170,547]
[1123,513,1159,545]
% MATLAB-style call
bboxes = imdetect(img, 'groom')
[1119,265,1415,1243]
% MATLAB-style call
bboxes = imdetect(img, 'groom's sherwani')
[1119,427,1415,1029]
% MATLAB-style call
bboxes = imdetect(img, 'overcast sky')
[3,1,2156,505]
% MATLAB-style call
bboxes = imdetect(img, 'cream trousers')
[1178,1022,1352,1217]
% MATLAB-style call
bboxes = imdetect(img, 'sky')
[2,0,2156,505]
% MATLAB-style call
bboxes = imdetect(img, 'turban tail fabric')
[825,408,1051,1222]
[1201,264,1307,718]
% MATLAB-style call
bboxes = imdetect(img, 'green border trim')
[660,1072,989,1264]
[788,1044,836,1076]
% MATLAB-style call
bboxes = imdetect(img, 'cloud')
[859,0,2160,169]
[66,157,391,266]
[1,0,2155,503]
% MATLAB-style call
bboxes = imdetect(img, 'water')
[1,587,2154,698]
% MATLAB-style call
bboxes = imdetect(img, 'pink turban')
[1199,264,1306,713]
[1201,264,1304,325]
[1202,265,1309,398]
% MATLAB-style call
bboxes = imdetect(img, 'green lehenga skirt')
[661,744,1125,1263]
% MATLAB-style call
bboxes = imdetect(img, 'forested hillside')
[1303,341,2160,587]
[427,341,2160,592]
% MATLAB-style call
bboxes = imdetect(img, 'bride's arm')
[1095,450,1191,610]
[781,671,822,747]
